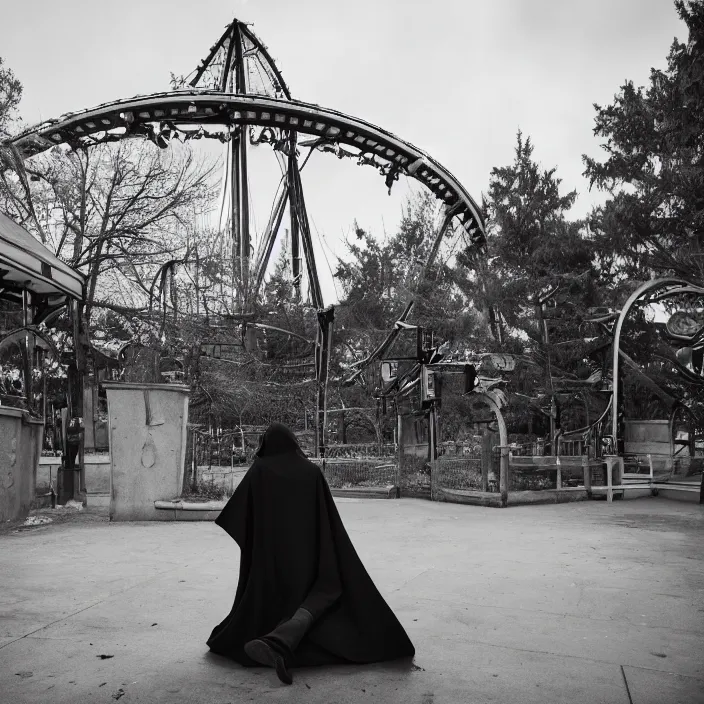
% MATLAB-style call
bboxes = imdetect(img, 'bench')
[590,454,703,503]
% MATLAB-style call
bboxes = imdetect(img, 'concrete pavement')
[1,497,703,703]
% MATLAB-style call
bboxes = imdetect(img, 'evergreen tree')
[484,132,602,436]
[584,0,704,283]
[583,0,704,432]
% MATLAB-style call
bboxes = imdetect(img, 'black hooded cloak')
[207,422,415,667]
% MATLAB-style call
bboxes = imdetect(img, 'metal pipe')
[290,135,301,302]
[252,184,289,297]
[610,278,688,450]
[290,163,323,309]
[477,392,509,507]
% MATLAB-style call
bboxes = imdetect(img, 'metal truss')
[0,17,488,455]
[8,93,485,252]
[611,278,704,450]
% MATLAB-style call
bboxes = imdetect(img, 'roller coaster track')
[1,18,487,397]
[5,91,485,250]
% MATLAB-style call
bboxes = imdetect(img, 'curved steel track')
[6,90,485,248]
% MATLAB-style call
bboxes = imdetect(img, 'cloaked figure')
[207,422,415,684]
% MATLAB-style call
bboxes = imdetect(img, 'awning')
[0,211,85,302]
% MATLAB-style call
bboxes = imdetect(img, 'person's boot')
[244,638,292,685]
[244,608,314,685]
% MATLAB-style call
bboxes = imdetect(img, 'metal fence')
[509,437,591,458]
[398,445,431,497]
[192,437,699,502]
[325,443,396,459]
[507,466,558,491]
[196,467,247,496]
[431,454,484,491]
[313,458,397,489]
[192,429,257,469]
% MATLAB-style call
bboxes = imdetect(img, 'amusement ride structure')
[1,17,487,456]
[1,18,701,506]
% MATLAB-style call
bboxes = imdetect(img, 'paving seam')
[0,564,184,651]
[406,593,704,633]
[620,665,634,704]
[622,664,704,681]
[425,633,704,681]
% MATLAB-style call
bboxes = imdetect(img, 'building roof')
[0,211,85,302]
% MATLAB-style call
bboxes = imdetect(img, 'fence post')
[555,455,562,490]
[481,431,493,492]
[190,429,198,492]
[604,456,617,503]
[498,446,509,507]
[396,414,402,498]
[395,452,401,499]
[582,456,592,495]
[430,460,439,501]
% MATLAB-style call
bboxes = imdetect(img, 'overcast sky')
[1,0,688,303]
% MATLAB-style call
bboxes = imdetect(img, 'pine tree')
[584,0,704,283]
[484,132,601,436]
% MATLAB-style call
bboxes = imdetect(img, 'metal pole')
[289,135,301,302]
[535,299,556,455]
[290,164,323,309]
[220,24,236,92]
[314,326,320,458]
[252,185,289,297]
[239,133,250,301]
[21,290,32,411]
[396,410,402,498]
[429,405,437,461]
[233,23,250,304]
[291,220,301,302]
[479,393,509,507]
[322,311,334,455]
[315,307,334,458]
[231,134,241,305]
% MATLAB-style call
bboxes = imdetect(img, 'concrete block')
[104,383,189,521]
[507,488,589,505]
[0,408,42,522]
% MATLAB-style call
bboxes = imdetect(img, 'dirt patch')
[0,505,109,536]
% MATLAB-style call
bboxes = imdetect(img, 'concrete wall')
[104,382,189,521]
[506,488,589,505]
[0,407,43,522]
[85,455,111,506]
[657,486,701,503]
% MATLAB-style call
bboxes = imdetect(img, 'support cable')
[310,212,341,302]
